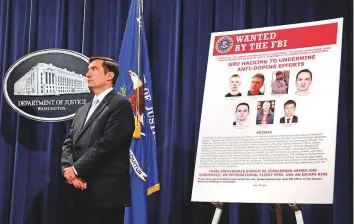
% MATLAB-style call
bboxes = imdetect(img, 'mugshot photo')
[295,69,312,93]
[280,100,298,124]
[247,73,265,96]
[225,74,242,97]
[256,100,275,125]
[271,70,289,94]
[233,102,249,126]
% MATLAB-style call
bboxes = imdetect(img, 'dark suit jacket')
[61,89,134,208]
[280,115,298,123]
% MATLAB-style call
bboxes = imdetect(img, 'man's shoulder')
[111,92,127,103]
[110,92,132,108]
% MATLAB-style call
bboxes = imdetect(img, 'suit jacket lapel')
[74,90,115,143]
[78,103,91,130]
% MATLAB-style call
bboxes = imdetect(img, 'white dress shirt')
[84,87,113,124]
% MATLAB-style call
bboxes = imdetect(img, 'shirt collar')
[94,87,113,103]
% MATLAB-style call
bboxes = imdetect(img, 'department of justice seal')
[215,36,234,54]
[3,48,93,122]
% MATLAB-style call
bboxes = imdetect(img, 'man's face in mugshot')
[230,76,240,92]
[236,105,249,121]
[276,73,284,80]
[296,72,312,92]
[250,77,263,92]
[262,101,270,111]
[284,103,296,117]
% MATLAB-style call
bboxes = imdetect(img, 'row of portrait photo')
[225,68,313,97]
[232,99,298,126]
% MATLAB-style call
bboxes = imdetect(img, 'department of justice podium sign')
[3,49,93,122]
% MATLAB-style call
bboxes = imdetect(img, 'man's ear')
[107,71,114,81]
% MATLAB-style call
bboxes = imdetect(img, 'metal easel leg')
[275,204,283,224]
[211,202,224,224]
[289,203,304,224]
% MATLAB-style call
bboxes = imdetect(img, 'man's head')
[284,100,296,118]
[86,57,119,94]
[229,74,241,93]
[275,71,284,80]
[235,103,249,121]
[262,101,271,111]
[296,69,312,92]
[250,73,264,93]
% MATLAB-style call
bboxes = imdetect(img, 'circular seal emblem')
[3,48,93,122]
[215,36,234,54]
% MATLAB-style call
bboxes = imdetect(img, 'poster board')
[191,18,343,204]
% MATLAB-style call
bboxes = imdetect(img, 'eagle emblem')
[118,70,145,139]
[128,70,145,124]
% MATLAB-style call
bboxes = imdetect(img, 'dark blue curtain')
[0,0,352,224]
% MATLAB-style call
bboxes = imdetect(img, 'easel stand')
[289,203,304,224]
[210,202,304,224]
[274,203,305,224]
[275,204,283,224]
[211,202,224,224]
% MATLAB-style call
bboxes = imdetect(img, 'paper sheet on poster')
[191,18,343,204]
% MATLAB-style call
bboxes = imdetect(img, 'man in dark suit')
[61,56,135,224]
[280,100,298,124]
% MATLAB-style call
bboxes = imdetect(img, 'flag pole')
[133,0,143,139]
[137,0,141,114]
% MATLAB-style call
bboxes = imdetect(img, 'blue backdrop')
[0,0,352,224]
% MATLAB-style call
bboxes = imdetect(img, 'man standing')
[61,57,135,224]
[271,71,288,94]
[280,100,298,123]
